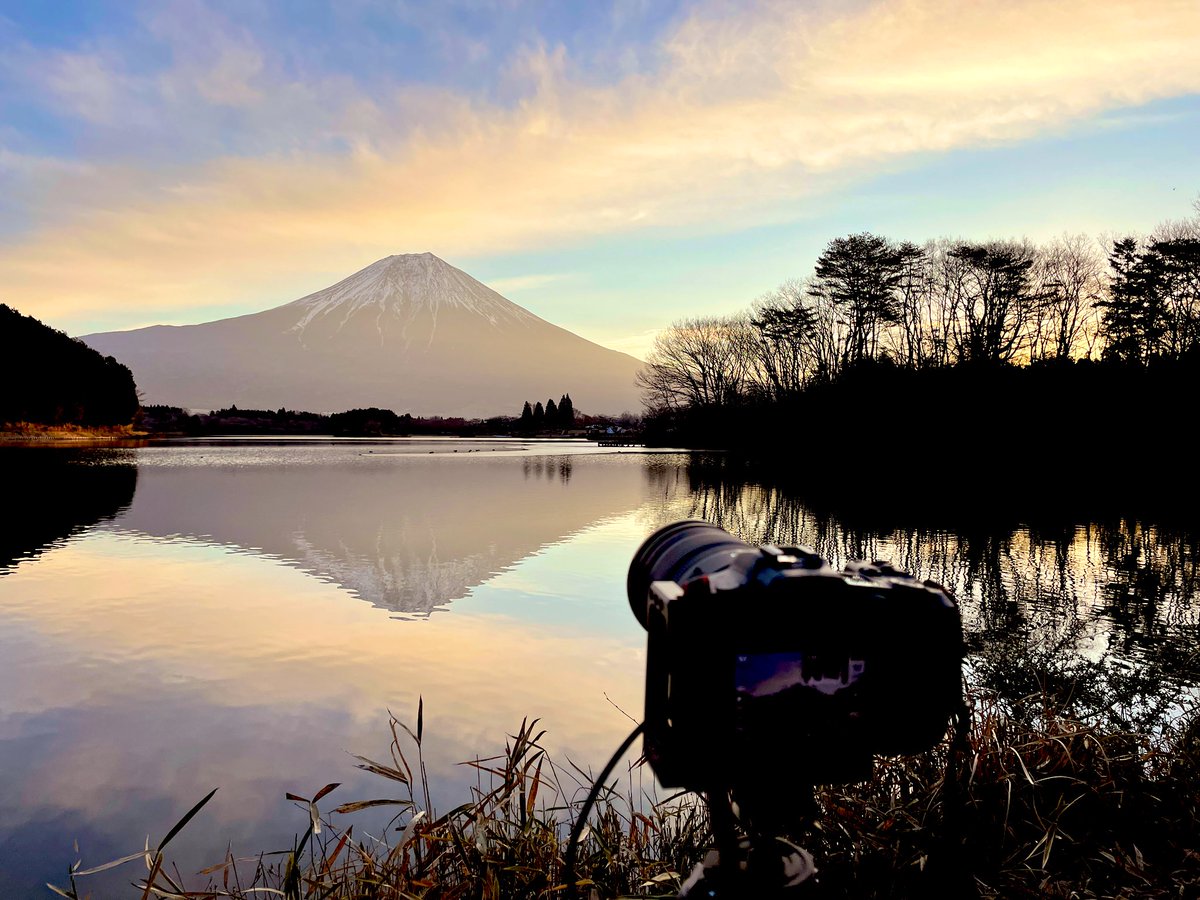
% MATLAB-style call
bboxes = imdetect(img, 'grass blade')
[332,798,413,815]
[312,783,341,803]
[158,788,219,852]
[71,850,148,876]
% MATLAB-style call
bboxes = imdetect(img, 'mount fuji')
[80,253,644,416]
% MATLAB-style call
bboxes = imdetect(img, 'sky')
[1,0,1198,360]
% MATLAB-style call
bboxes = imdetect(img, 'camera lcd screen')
[736,651,807,697]
[736,652,865,696]
[735,651,866,734]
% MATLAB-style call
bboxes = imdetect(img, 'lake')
[1,438,1197,896]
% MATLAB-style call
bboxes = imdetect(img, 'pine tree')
[545,398,558,423]
[1099,236,1200,363]
[520,401,534,429]
[810,233,905,366]
[533,401,545,426]
[559,394,574,425]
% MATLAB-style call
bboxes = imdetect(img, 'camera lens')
[627,520,752,629]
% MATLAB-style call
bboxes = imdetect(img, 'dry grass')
[54,691,1200,899]
[0,421,143,440]
[810,692,1200,898]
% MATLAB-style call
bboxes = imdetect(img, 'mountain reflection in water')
[109,443,648,615]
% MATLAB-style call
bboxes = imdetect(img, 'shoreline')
[0,423,146,443]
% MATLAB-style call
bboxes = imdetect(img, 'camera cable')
[562,720,646,899]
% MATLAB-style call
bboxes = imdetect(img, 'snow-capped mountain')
[80,253,644,416]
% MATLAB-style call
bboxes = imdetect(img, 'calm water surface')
[1,439,1197,896]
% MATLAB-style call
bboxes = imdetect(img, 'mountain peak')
[285,253,536,337]
[378,251,439,267]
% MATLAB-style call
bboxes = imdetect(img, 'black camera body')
[628,521,963,791]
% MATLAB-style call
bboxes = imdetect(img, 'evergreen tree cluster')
[1099,236,1200,363]
[0,303,139,427]
[518,394,575,430]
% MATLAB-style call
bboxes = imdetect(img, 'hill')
[0,303,139,428]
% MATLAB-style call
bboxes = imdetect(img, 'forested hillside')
[0,304,139,427]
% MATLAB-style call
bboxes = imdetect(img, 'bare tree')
[1151,200,1200,241]
[920,239,960,368]
[636,315,752,411]
[747,279,824,400]
[1030,234,1105,361]
[1154,238,1200,359]
[945,240,1037,364]
[885,241,936,368]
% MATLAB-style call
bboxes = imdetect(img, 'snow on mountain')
[80,253,644,417]
[287,253,537,341]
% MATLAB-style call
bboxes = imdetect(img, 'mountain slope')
[80,253,644,416]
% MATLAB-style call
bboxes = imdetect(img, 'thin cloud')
[2,0,1199,330]
[486,272,574,294]
[601,328,660,362]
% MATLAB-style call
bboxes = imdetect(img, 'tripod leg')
[676,792,741,897]
[709,792,740,869]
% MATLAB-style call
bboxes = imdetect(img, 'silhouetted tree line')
[139,404,327,435]
[0,304,139,427]
[639,205,1200,463]
[141,396,598,436]
[140,402,625,437]
[517,394,575,431]
[329,408,409,435]
[140,404,526,436]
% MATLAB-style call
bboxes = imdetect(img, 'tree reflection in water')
[0,447,138,572]
[642,455,1200,735]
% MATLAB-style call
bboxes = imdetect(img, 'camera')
[628,521,964,791]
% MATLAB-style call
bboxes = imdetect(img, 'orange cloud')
[1,0,1197,331]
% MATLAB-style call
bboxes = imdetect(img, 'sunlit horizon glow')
[1,0,1198,358]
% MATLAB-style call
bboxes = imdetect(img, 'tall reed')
[55,688,1200,899]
